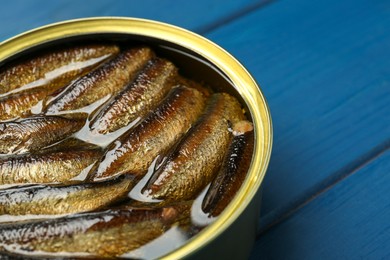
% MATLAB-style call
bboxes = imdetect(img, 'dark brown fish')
[202,120,254,217]
[143,93,245,201]
[0,175,133,216]
[0,44,119,95]
[0,114,86,154]
[0,205,188,257]
[0,148,101,186]
[90,57,177,134]
[45,47,154,113]
[90,85,206,181]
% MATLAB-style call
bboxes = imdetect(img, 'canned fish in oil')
[0,18,272,259]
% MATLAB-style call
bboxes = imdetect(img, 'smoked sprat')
[0,43,253,258]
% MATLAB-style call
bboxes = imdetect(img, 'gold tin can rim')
[0,17,273,259]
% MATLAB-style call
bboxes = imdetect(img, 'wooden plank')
[205,0,390,228]
[249,149,390,259]
[0,0,268,41]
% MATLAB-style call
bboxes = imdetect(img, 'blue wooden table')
[2,0,389,259]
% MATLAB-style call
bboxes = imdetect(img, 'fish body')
[90,57,177,134]
[0,45,120,120]
[143,93,245,201]
[0,44,119,95]
[0,87,47,120]
[0,175,134,216]
[202,120,254,217]
[0,115,85,154]
[91,86,206,181]
[0,148,101,186]
[40,137,100,153]
[0,205,186,257]
[45,47,154,113]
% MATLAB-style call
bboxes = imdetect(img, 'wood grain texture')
[0,0,268,41]
[1,0,390,259]
[250,149,390,260]
[206,0,390,230]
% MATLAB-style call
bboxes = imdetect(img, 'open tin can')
[0,17,272,259]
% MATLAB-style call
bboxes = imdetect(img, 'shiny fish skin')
[0,115,85,154]
[0,87,47,120]
[0,176,133,216]
[40,137,100,153]
[0,205,186,257]
[90,57,177,134]
[0,44,119,95]
[143,93,245,201]
[0,148,102,186]
[45,47,154,113]
[90,86,206,181]
[202,120,254,217]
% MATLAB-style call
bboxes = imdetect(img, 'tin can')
[0,17,272,259]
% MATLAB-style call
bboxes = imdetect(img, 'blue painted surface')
[250,149,390,260]
[1,0,266,41]
[206,0,390,231]
[1,0,390,259]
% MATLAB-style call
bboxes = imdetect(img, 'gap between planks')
[196,0,276,35]
[257,139,390,238]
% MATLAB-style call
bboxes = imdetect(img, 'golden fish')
[90,57,177,134]
[0,205,188,257]
[0,114,85,154]
[0,175,133,216]
[202,120,254,217]
[0,148,101,186]
[0,44,119,95]
[143,93,245,201]
[90,85,206,181]
[0,87,47,120]
[45,47,154,113]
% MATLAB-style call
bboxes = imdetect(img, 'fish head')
[0,123,24,154]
